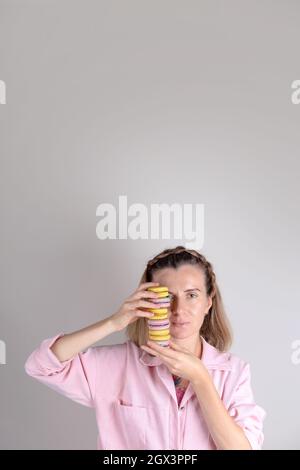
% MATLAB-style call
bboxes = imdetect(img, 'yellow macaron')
[155,292,170,298]
[147,286,168,293]
[149,314,168,320]
[149,334,171,341]
[148,329,170,336]
[148,308,168,314]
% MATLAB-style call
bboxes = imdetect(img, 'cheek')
[192,299,206,311]
[198,298,210,311]
[189,305,205,318]
[193,303,208,320]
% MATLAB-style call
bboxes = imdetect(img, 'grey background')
[0,0,299,449]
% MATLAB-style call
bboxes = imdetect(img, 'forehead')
[152,264,205,289]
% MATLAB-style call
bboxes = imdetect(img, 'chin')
[170,325,193,339]
[170,331,189,339]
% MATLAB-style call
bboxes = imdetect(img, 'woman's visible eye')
[188,293,198,298]
[168,293,198,300]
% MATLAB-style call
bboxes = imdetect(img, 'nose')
[170,296,186,318]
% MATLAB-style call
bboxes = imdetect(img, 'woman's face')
[152,264,213,340]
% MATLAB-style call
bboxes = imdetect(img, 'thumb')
[169,340,187,352]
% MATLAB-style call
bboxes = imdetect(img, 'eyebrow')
[168,288,201,294]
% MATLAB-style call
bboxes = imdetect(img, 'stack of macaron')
[146,286,171,347]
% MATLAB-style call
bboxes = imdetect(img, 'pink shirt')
[25,333,266,450]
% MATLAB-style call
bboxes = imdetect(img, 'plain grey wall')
[1,0,299,449]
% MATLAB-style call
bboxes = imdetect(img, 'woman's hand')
[141,340,209,384]
[110,282,163,332]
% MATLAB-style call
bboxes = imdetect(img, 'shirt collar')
[137,335,232,370]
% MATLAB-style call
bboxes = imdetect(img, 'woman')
[25,246,266,450]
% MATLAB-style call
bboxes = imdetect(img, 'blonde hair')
[126,246,233,352]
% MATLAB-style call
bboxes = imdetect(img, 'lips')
[171,322,189,326]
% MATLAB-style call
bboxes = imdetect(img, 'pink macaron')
[155,340,170,347]
[147,323,170,331]
[148,319,170,327]
[151,297,171,304]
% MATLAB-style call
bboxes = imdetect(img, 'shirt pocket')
[107,399,147,450]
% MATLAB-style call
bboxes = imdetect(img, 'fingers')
[129,297,168,311]
[129,287,163,303]
[140,345,159,356]
[131,290,161,301]
[168,340,183,350]
[129,282,166,303]
[141,344,176,368]
[146,341,178,358]
[169,340,191,354]
[137,300,169,310]
[135,309,156,319]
